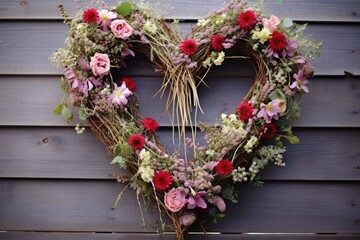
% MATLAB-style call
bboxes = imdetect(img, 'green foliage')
[111,156,127,169]
[282,18,293,28]
[53,103,63,115]
[61,106,73,122]
[78,108,88,120]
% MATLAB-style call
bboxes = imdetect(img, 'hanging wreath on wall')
[51,0,321,239]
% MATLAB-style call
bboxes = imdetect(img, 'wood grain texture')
[0,180,359,233]
[0,0,359,22]
[1,232,359,240]
[0,22,358,76]
[1,76,359,127]
[0,127,359,180]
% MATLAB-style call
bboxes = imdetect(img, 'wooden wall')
[0,0,359,239]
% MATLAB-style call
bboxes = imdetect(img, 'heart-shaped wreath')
[51,0,320,239]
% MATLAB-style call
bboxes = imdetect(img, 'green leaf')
[288,136,300,144]
[60,77,66,92]
[283,18,293,28]
[116,2,131,17]
[269,89,286,100]
[215,213,225,218]
[78,108,88,121]
[53,103,63,115]
[61,106,72,122]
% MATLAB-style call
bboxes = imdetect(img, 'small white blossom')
[244,136,259,153]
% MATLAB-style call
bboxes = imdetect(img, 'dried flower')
[121,77,137,92]
[215,159,234,176]
[180,39,198,55]
[211,34,226,51]
[142,118,159,133]
[128,134,145,150]
[236,101,254,122]
[82,8,99,24]
[237,10,257,30]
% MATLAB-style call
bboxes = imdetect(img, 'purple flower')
[108,82,132,108]
[187,190,207,209]
[290,70,309,93]
[257,99,281,123]
[282,39,298,57]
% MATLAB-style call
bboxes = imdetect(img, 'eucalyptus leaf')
[283,18,293,28]
[272,0,283,4]
[111,156,127,169]
[61,106,72,121]
[116,2,131,17]
[60,77,66,92]
[269,89,286,100]
[78,108,88,120]
[53,103,63,115]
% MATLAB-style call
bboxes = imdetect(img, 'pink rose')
[90,53,110,76]
[164,188,186,212]
[110,19,133,39]
[262,15,280,33]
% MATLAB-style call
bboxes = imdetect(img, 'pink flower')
[290,70,309,93]
[97,9,117,31]
[208,195,226,212]
[164,188,187,212]
[282,39,298,58]
[110,19,133,39]
[179,212,196,226]
[257,99,282,123]
[262,15,280,33]
[90,53,110,76]
[108,82,132,108]
[187,191,207,209]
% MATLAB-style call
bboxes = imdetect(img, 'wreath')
[51,0,321,239]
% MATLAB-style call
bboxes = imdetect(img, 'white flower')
[197,19,210,27]
[138,166,154,183]
[139,149,151,163]
[252,28,271,44]
[213,51,225,66]
[244,136,259,153]
[143,20,158,35]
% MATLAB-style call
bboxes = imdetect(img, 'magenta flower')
[108,82,132,108]
[290,70,309,93]
[187,191,207,209]
[257,99,281,123]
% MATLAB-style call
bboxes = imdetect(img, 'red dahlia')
[180,39,198,55]
[260,123,277,139]
[142,118,159,133]
[269,31,287,52]
[82,8,99,24]
[121,77,137,92]
[153,171,173,191]
[128,134,145,150]
[211,34,226,51]
[236,101,254,122]
[215,159,234,176]
[237,10,258,30]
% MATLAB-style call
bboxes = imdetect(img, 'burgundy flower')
[211,35,226,51]
[215,159,234,176]
[259,123,277,139]
[153,171,173,191]
[237,10,257,30]
[128,134,145,150]
[82,8,99,24]
[180,39,198,55]
[269,31,287,52]
[121,77,137,92]
[236,101,254,122]
[142,118,159,133]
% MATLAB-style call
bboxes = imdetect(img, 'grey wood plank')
[0,127,359,180]
[0,180,359,233]
[1,232,359,240]
[0,76,359,127]
[0,0,359,22]
[0,22,358,76]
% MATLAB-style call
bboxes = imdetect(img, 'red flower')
[180,39,198,55]
[82,8,99,24]
[215,159,234,176]
[121,77,137,92]
[260,123,277,139]
[236,101,254,122]
[237,10,257,30]
[269,31,287,52]
[142,118,159,133]
[128,134,145,150]
[211,35,226,51]
[153,171,173,191]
